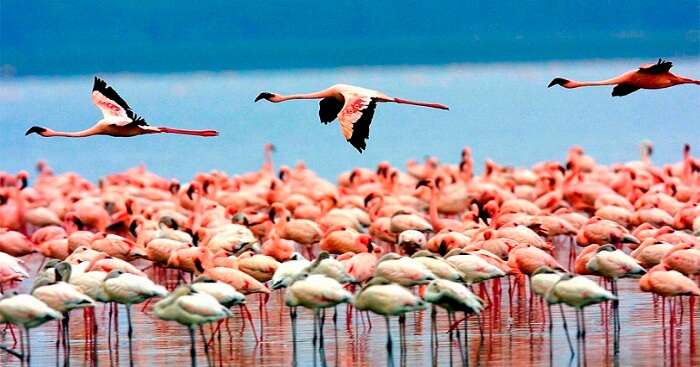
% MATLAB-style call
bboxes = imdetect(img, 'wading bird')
[0,292,63,364]
[26,77,219,138]
[548,59,700,96]
[255,84,449,152]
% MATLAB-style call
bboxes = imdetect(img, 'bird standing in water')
[548,59,699,96]
[26,77,219,138]
[255,84,449,152]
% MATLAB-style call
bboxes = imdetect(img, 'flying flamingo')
[26,77,218,138]
[548,59,699,96]
[255,84,449,152]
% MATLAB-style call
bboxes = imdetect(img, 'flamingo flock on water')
[0,140,699,366]
[2,58,698,366]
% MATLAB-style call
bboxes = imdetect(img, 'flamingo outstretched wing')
[91,77,147,126]
[337,94,378,153]
[638,59,673,74]
[612,84,640,97]
[318,97,343,124]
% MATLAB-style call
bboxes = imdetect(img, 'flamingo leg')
[188,326,197,367]
[126,304,134,367]
[199,325,212,367]
[0,342,23,360]
[464,311,469,367]
[558,304,574,355]
[241,305,258,342]
[385,316,393,353]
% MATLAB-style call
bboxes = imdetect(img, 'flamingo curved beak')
[255,92,275,102]
[25,126,47,136]
[547,78,569,88]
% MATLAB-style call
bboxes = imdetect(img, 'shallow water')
[1,243,698,367]
[1,58,699,182]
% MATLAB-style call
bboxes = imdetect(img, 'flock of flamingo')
[0,59,698,366]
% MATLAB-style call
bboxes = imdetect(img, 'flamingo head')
[415,179,434,191]
[547,78,571,88]
[25,126,49,136]
[255,92,280,103]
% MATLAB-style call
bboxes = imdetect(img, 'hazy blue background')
[1,1,699,181]
[2,1,699,75]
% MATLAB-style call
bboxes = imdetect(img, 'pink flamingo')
[549,59,699,96]
[255,84,448,152]
[26,77,219,138]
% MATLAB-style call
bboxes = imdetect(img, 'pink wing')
[337,93,378,153]
[92,90,129,119]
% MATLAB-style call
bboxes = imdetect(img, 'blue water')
[1,58,699,181]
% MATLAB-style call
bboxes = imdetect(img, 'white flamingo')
[0,292,63,363]
[154,285,232,367]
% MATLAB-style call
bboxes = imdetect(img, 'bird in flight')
[26,77,219,138]
[255,84,448,153]
[548,59,699,96]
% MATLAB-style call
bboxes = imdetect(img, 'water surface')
[1,59,699,182]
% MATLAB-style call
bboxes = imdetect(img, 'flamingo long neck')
[44,128,99,138]
[671,75,700,85]
[565,77,625,88]
[392,98,449,110]
[277,90,332,102]
[12,186,27,231]
[263,148,274,174]
[428,186,442,230]
[368,196,383,221]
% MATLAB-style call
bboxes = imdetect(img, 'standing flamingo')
[26,77,219,138]
[284,272,352,346]
[353,278,427,354]
[102,270,168,366]
[0,292,64,363]
[154,285,232,367]
[255,84,449,152]
[548,59,699,96]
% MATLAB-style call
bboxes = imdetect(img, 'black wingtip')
[255,92,274,102]
[25,126,46,136]
[93,76,106,91]
[548,78,569,88]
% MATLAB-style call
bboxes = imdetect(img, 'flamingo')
[270,254,311,290]
[154,285,232,367]
[26,77,219,138]
[353,278,427,353]
[306,251,356,284]
[545,273,617,353]
[31,262,95,362]
[410,251,462,282]
[0,292,63,364]
[585,244,645,339]
[548,59,699,96]
[284,272,352,345]
[397,230,427,256]
[102,270,168,365]
[255,84,449,152]
[374,253,436,287]
[191,276,246,309]
[423,278,485,361]
[0,229,35,257]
